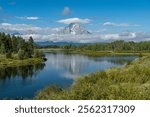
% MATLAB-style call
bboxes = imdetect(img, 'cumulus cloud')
[1,23,12,26]
[57,18,91,24]
[0,23,41,32]
[103,22,140,27]
[0,22,149,43]
[0,23,63,37]
[62,7,71,15]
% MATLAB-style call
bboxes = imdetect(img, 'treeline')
[62,40,150,52]
[0,32,42,59]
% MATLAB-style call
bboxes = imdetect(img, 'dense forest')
[0,32,42,59]
[62,40,150,52]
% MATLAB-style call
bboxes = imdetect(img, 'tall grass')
[35,55,150,100]
[0,58,44,68]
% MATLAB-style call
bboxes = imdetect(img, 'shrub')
[18,49,25,60]
[5,51,12,59]
[33,50,45,58]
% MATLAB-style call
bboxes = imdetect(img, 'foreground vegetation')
[35,54,150,100]
[0,57,44,68]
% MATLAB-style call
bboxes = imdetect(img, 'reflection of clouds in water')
[45,53,137,80]
[46,53,89,74]
[62,72,80,79]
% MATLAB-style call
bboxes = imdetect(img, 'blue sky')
[0,0,150,42]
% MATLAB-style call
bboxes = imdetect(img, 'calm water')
[0,52,137,99]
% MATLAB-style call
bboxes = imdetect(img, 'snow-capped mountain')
[61,23,91,35]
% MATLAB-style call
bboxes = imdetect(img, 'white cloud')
[26,17,39,20]
[62,7,71,15]
[0,23,63,38]
[16,16,39,20]
[1,23,12,26]
[103,22,140,27]
[92,29,107,33]
[0,23,41,32]
[57,18,91,24]
[0,23,149,43]
[21,32,146,43]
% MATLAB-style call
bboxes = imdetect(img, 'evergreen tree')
[11,35,18,53]
[28,36,34,55]
[0,32,39,59]
[0,43,6,54]
[18,49,25,60]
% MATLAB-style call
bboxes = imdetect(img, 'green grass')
[35,54,150,100]
[0,54,44,68]
[70,50,142,57]
[40,48,143,57]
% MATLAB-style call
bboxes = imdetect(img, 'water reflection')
[46,52,137,79]
[91,56,137,65]
[0,63,45,80]
[0,52,137,99]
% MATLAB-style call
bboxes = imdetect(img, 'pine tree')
[28,36,34,55]
[18,49,25,60]
[11,35,18,53]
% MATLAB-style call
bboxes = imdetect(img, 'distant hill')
[36,41,82,47]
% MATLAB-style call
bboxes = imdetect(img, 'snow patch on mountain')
[61,23,91,35]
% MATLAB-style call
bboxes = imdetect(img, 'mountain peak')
[62,23,91,35]
[68,23,80,27]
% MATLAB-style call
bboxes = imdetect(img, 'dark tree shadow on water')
[0,63,45,80]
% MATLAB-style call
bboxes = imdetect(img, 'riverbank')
[39,48,145,57]
[35,54,150,100]
[0,57,45,68]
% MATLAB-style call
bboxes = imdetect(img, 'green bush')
[18,49,25,60]
[5,51,12,59]
[33,50,45,58]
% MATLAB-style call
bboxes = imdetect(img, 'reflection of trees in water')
[0,63,45,80]
[89,56,137,65]
[106,59,132,65]
[46,52,137,79]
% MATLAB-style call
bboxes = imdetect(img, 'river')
[0,52,137,99]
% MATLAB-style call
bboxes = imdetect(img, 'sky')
[0,0,150,43]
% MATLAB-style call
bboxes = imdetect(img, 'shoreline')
[0,58,45,68]
[39,48,144,57]
[35,53,150,100]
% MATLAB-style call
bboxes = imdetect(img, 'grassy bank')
[69,50,143,57]
[0,57,44,68]
[40,48,144,57]
[35,54,150,100]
